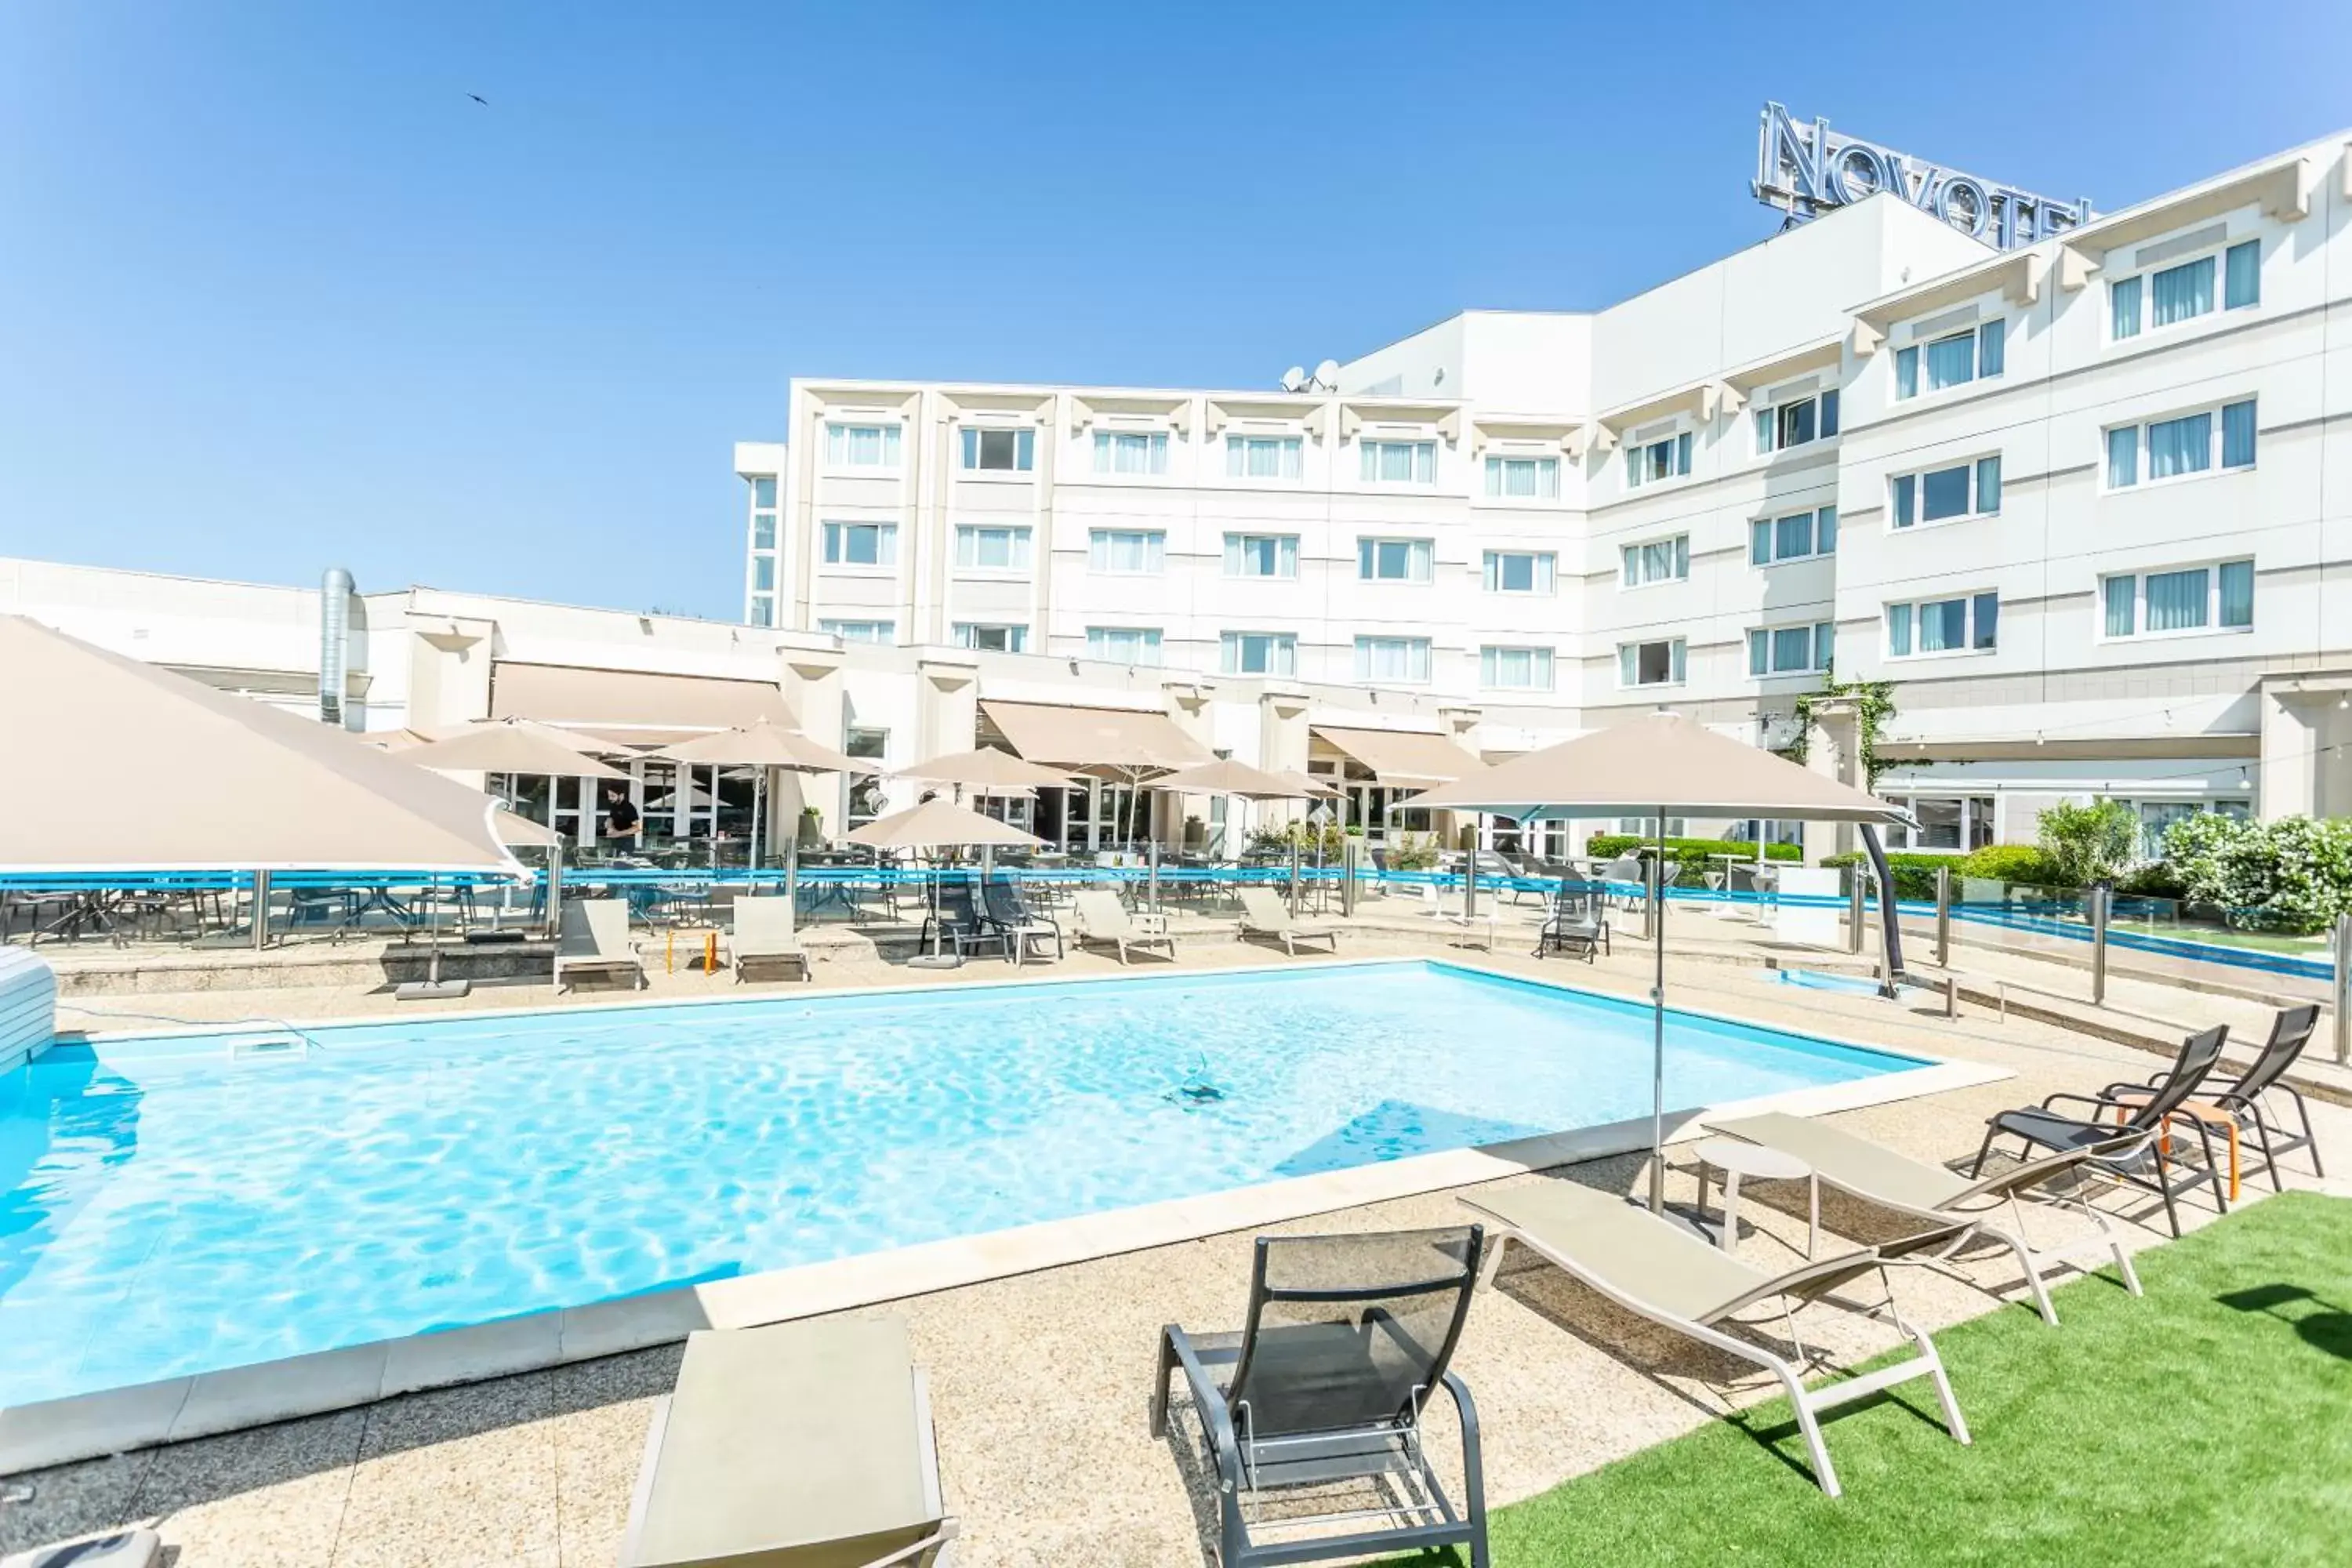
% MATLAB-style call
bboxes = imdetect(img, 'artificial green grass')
[1385,1192,2352,1566]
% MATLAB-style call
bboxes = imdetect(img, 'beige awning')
[1410,710,1910,824]
[490,662,795,742]
[981,701,1212,771]
[1311,726,1483,785]
[0,615,524,875]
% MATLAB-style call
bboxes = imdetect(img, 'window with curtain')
[2103,561,2256,638]
[1892,459,1997,527]
[1087,529,1165,574]
[818,619,895,644]
[1620,534,1690,586]
[1091,430,1169,475]
[1924,331,1976,392]
[750,556,775,591]
[1479,645,1554,690]
[1359,440,1436,485]
[1624,431,1693,487]
[1224,534,1298,578]
[2146,567,2209,631]
[2105,575,2136,637]
[1754,390,1838,454]
[1483,455,1559,498]
[1617,639,1685,687]
[1887,593,1994,657]
[751,476,777,509]
[952,623,1027,652]
[821,521,896,566]
[2220,561,2254,626]
[1352,637,1430,683]
[2107,426,2140,488]
[1896,344,1918,399]
[1483,550,1555,593]
[1357,538,1434,582]
[2224,239,2261,309]
[825,423,903,469]
[953,524,1032,571]
[1977,318,2005,378]
[958,426,1036,472]
[2111,275,2143,339]
[2108,399,2256,488]
[2150,256,2216,328]
[1225,434,1302,480]
[2147,412,2213,479]
[1774,511,1814,561]
[1222,631,1298,677]
[1086,626,1162,664]
[2221,401,2258,468]
[1746,622,1832,677]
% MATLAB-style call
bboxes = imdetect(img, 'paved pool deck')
[7,920,2347,1566]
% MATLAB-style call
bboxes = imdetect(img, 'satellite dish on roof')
[1312,360,1341,390]
[1279,365,1307,393]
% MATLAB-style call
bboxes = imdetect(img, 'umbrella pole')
[1650,805,1668,1214]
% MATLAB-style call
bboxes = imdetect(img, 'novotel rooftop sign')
[1754,102,2092,252]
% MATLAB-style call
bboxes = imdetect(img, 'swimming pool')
[0,960,1926,1406]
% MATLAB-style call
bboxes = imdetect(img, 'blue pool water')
[0,960,1924,1405]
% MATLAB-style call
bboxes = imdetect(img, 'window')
[1620,534,1690,587]
[824,423,902,470]
[1614,815,1690,838]
[1624,430,1693,488]
[1893,320,2005,400]
[1359,439,1436,485]
[2103,399,2257,488]
[1225,434,1302,480]
[751,476,777,509]
[1617,638,1686,688]
[1483,550,1555,593]
[750,476,777,551]
[1753,389,1840,456]
[953,524,1032,572]
[1890,457,2001,528]
[1479,645,1555,691]
[1886,593,1998,657]
[1484,455,1560,498]
[1225,533,1298,578]
[958,426,1035,472]
[952,622,1028,652]
[1354,636,1432,683]
[1223,630,1298,677]
[1747,622,1835,677]
[1882,795,1996,853]
[1091,430,1168,475]
[844,725,889,830]
[1087,528,1165,574]
[2111,238,2259,339]
[751,556,775,591]
[748,595,774,628]
[1086,626,1162,664]
[1749,506,1837,565]
[821,521,897,566]
[2100,561,2255,639]
[1357,537,1434,583]
[818,619,895,644]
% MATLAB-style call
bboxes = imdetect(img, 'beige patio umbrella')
[892,746,1076,797]
[1413,710,1910,1215]
[1152,757,1316,862]
[397,720,630,780]
[0,615,526,876]
[652,720,864,877]
[846,799,1046,968]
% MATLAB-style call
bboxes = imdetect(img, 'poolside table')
[1693,1137,1818,1257]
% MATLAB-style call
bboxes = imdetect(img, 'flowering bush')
[2163,812,2352,933]
[2037,799,2140,887]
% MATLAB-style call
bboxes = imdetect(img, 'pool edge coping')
[2,956,2005,1474]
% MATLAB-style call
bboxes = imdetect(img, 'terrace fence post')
[1463,849,1478,923]
[250,868,271,951]
[1287,840,1301,918]
[1147,838,1160,913]
[2089,884,2110,1006]
[1934,865,1951,969]
[2333,913,2352,1065]
[1340,837,1359,918]
[1846,864,1865,955]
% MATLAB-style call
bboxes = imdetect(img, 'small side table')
[1693,1138,1817,1256]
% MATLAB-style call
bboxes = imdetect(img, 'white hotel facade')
[739,128,2352,858]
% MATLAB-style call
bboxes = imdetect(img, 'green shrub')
[2038,798,2140,887]
[2165,811,2352,933]
[1386,830,1440,871]
[1959,844,2063,886]
[2115,860,2189,900]
[1820,850,1950,901]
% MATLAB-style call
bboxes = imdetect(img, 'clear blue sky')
[5,2,2347,619]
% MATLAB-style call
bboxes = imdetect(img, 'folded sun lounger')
[1705,1111,2144,1326]
[1235,885,1339,955]
[728,895,809,983]
[620,1316,955,1568]
[1465,1180,1971,1498]
[554,898,645,993]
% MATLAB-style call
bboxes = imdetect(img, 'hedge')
[1820,843,2071,901]
[1584,835,1803,886]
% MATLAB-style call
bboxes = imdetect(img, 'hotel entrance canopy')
[488,662,796,746]
[979,700,1210,773]
[1309,726,1483,785]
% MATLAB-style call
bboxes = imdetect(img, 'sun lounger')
[1973,1024,2230,1236]
[1534,884,1610,961]
[2097,1004,2323,1196]
[554,898,645,992]
[1236,885,1339,955]
[1706,1111,2144,1325]
[620,1316,955,1568]
[1072,888,1174,964]
[1465,1180,1971,1497]
[1152,1225,1490,1568]
[980,877,1063,965]
[728,895,808,983]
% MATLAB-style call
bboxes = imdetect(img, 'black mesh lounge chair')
[978,877,1063,965]
[1534,883,1610,961]
[2097,1004,2325,1194]
[1972,1023,2231,1237]
[1151,1226,1490,1568]
[920,879,1006,962]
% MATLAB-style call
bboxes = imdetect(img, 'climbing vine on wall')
[1788,673,1899,788]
